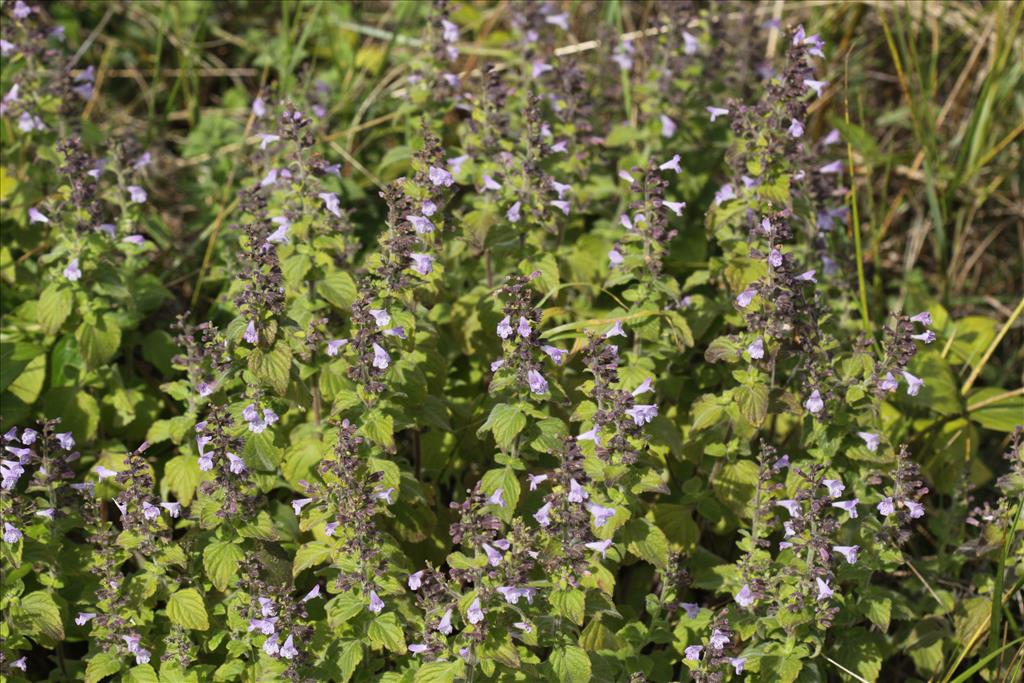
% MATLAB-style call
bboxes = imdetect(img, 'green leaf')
[76,315,122,369]
[704,336,742,363]
[166,588,209,631]
[337,641,363,682]
[551,645,592,683]
[320,270,358,309]
[368,612,406,653]
[830,628,884,682]
[550,588,585,626]
[38,284,73,335]
[480,403,527,450]
[360,409,395,451]
[125,664,160,683]
[21,590,64,641]
[968,387,1024,432]
[293,540,333,576]
[7,354,46,404]
[160,455,205,505]
[735,382,769,427]
[414,661,464,683]
[480,466,521,522]
[85,652,122,683]
[623,519,670,568]
[203,540,245,591]
[250,343,292,394]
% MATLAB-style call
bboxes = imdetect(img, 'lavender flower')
[902,371,924,396]
[409,253,434,275]
[832,499,859,518]
[858,432,880,452]
[3,522,22,543]
[804,389,824,414]
[660,114,677,137]
[507,201,521,222]
[584,539,613,558]
[788,118,805,138]
[586,502,616,528]
[877,497,895,516]
[815,578,834,600]
[368,590,385,613]
[625,404,658,426]
[371,343,390,369]
[684,645,703,662]
[822,479,845,497]
[527,474,548,490]
[428,166,454,187]
[735,584,754,607]
[64,258,82,281]
[736,287,757,308]
[804,79,828,97]
[527,369,548,394]
[28,207,49,223]
[318,192,342,217]
[833,545,859,564]
[706,106,729,122]
[747,338,765,359]
[127,185,147,203]
[467,597,484,624]
[659,154,682,173]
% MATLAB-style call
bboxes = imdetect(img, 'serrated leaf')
[249,343,292,394]
[76,315,122,369]
[21,590,64,641]
[293,540,333,576]
[160,455,206,505]
[359,409,395,451]
[550,588,585,626]
[551,645,592,683]
[320,271,357,309]
[480,466,521,523]
[481,403,526,450]
[623,519,670,569]
[368,612,406,653]
[85,652,122,683]
[735,382,768,426]
[203,540,245,591]
[166,588,209,631]
[38,284,73,335]
[704,336,742,364]
[414,661,464,683]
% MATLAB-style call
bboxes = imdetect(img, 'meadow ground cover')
[1,1,1022,681]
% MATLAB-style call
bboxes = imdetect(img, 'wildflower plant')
[1,2,1022,682]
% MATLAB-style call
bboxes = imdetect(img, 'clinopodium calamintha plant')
[2,1,1022,682]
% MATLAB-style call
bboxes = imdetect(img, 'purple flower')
[707,106,729,122]
[324,521,339,536]
[577,427,600,445]
[877,497,895,516]
[20,429,37,445]
[244,320,258,344]
[437,608,453,634]
[730,657,747,674]
[368,590,385,613]
[906,500,925,519]
[681,602,700,619]
[660,114,677,138]
[832,499,859,518]
[507,201,522,223]
[568,478,589,503]
[408,571,424,590]
[490,359,505,372]
[486,488,506,508]
[28,207,49,224]
[527,474,548,491]
[527,369,548,394]
[482,175,502,191]
[747,338,765,359]
[542,345,567,365]
[659,154,682,173]
[160,502,181,518]
[64,258,82,282]
[709,629,730,649]
[57,432,75,450]
[374,487,395,505]
[632,377,654,396]
[682,31,699,54]
[292,498,313,516]
[123,234,146,245]
[684,645,703,662]
[440,18,460,43]
[823,129,842,146]
[902,371,924,396]
[663,200,686,216]
[127,185,147,203]
[258,134,280,150]
[804,389,824,415]
[796,269,818,283]
[912,331,937,343]
[467,597,485,624]
[858,432,880,452]
[910,312,932,326]
[409,643,429,655]
[805,79,828,97]
[421,199,437,217]
[327,338,349,356]
[816,578,834,600]
[142,502,160,520]
[266,217,290,245]
[532,61,553,78]
[879,372,898,393]
[318,192,342,217]
[819,160,843,175]
[252,96,266,118]
[262,635,280,657]
[13,1,32,18]
[517,316,532,338]
[497,586,536,605]
[369,309,391,327]
[585,539,613,558]
[447,155,469,175]
[409,253,434,275]
[534,502,552,527]
[496,316,514,340]
[823,479,845,497]
[429,166,454,187]
[550,200,570,215]
[735,584,755,607]
[279,635,298,660]
[833,545,859,564]
[768,248,784,268]
[3,523,22,543]
[226,452,247,474]
[76,612,97,626]
[715,183,736,205]
[604,320,627,338]
[545,12,569,30]
[777,500,802,517]
[788,118,805,138]
[736,287,757,308]
[372,343,390,370]
[551,180,571,199]
[587,502,616,528]
[625,404,658,426]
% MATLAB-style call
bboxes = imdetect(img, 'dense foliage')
[1,1,1022,682]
